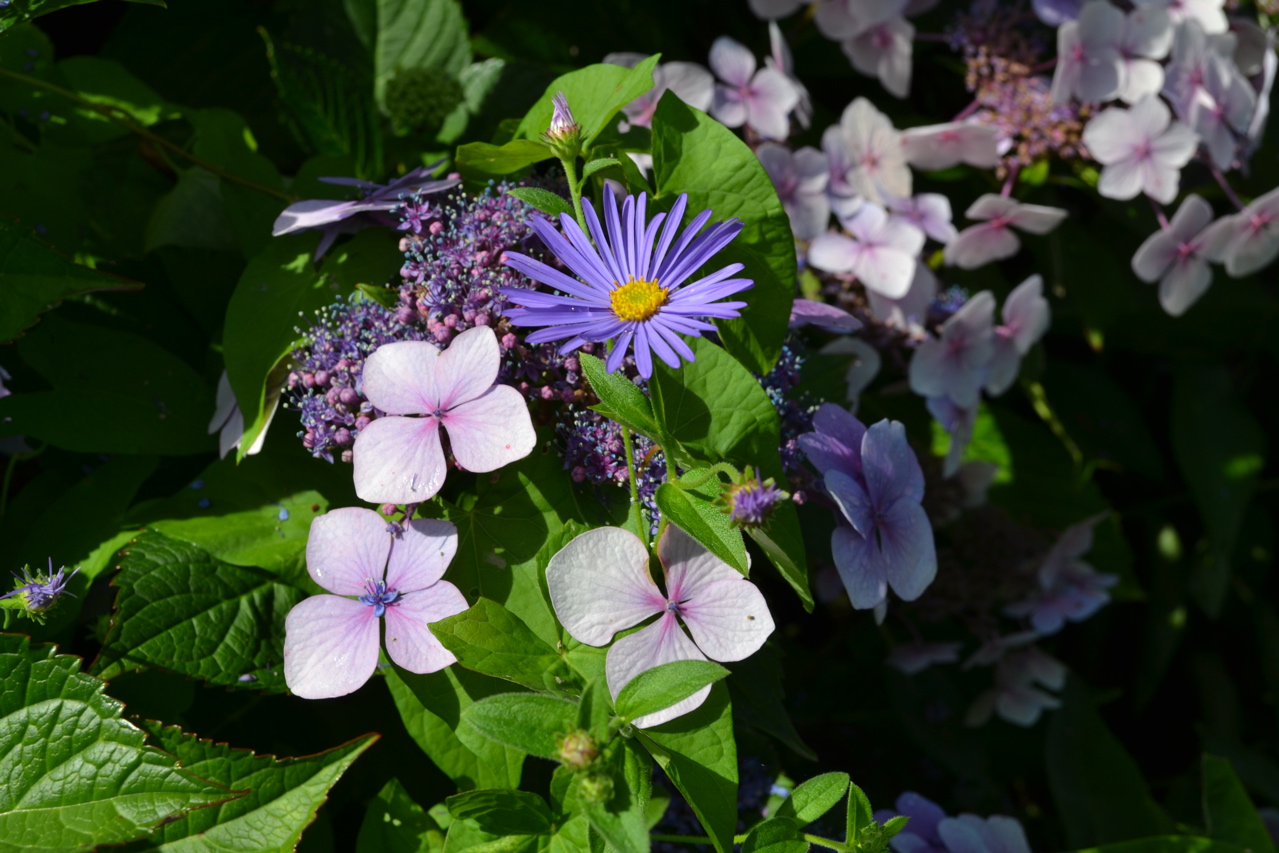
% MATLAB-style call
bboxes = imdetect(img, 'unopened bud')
[543,91,582,160]
[722,468,788,529]
[577,772,614,805]
[557,729,598,770]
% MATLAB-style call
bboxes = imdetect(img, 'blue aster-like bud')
[1,559,79,624]
[542,91,582,160]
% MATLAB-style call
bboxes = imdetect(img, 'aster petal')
[361,341,441,415]
[383,580,468,674]
[660,524,750,602]
[503,252,607,301]
[831,525,888,609]
[547,527,666,646]
[305,507,392,596]
[644,323,683,369]
[442,384,536,473]
[655,208,714,283]
[649,194,690,278]
[352,415,447,504]
[661,220,744,288]
[582,197,627,285]
[606,330,634,373]
[386,518,458,592]
[606,612,710,728]
[272,199,357,236]
[649,320,697,363]
[632,325,654,378]
[283,595,381,699]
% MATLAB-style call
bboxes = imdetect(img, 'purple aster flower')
[708,35,799,140]
[1005,513,1117,635]
[1083,95,1199,204]
[872,792,949,853]
[547,91,578,140]
[272,163,459,259]
[758,143,831,241]
[1132,194,1217,315]
[798,405,936,610]
[2,559,79,617]
[725,470,787,528]
[499,188,753,379]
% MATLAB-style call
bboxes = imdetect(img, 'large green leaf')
[614,659,730,724]
[741,817,807,853]
[429,598,581,695]
[1047,678,1173,848]
[462,693,578,760]
[48,55,179,146]
[514,57,659,150]
[0,635,228,853]
[775,773,849,827]
[0,314,214,455]
[223,235,334,460]
[639,683,738,853]
[91,531,306,691]
[447,790,555,837]
[581,741,651,853]
[1201,754,1277,853]
[188,109,287,258]
[356,778,443,853]
[126,722,375,852]
[725,643,814,760]
[454,139,553,180]
[1171,364,1267,616]
[654,475,748,575]
[0,218,142,343]
[650,93,795,374]
[373,0,471,106]
[386,666,525,791]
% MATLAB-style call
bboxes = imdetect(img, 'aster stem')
[559,155,589,233]
[621,425,648,538]
[0,67,295,203]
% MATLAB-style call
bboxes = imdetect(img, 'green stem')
[559,155,588,232]
[0,66,294,202]
[621,425,647,539]
[674,462,741,491]
[649,833,850,852]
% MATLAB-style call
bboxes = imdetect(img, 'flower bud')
[543,91,582,160]
[722,468,788,529]
[577,772,614,805]
[556,729,598,771]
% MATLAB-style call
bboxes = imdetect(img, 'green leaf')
[580,352,663,439]
[775,773,849,827]
[455,139,553,179]
[373,0,471,107]
[442,819,547,853]
[261,28,383,180]
[639,683,738,853]
[648,337,809,608]
[577,677,614,739]
[429,598,580,695]
[1046,678,1173,848]
[580,157,622,182]
[386,666,525,791]
[650,93,794,373]
[616,659,731,723]
[581,741,651,853]
[188,109,287,258]
[126,722,376,852]
[515,56,659,149]
[507,187,574,218]
[144,168,238,254]
[224,235,336,460]
[725,643,814,761]
[551,816,592,853]
[448,790,554,836]
[91,531,306,691]
[741,817,807,853]
[655,480,747,575]
[358,281,403,309]
[1171,364,1267,616]
[0,635,228,853]
[462,693,578,760]
[0,315,213,455]
[50,56,179,146]
[356,778,442,853]
[846,782,873,843]
[1202,754,1277,853]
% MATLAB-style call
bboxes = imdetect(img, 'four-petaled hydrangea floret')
[1,559,78,621]
[500,188,753,379]
[351,325,537,505]
[723,470,787,528]
[546,524,775,728]
[283,507,468,699]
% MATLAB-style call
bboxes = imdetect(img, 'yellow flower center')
[609,277,668,322]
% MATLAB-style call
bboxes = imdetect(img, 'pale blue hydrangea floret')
[874,792,1033,853]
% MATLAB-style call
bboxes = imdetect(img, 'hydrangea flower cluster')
[557,408,668,531]
[874,791,1033,853]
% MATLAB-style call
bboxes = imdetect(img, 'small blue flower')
[2,559,79,618]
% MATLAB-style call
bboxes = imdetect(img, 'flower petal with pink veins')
[660,524,749,603]
[386,518,459,592]
[606,612,711,728]
[807,232,861,273]
[383,581,468,674]
[361,341,441,415]
[352,415,447,504]
[677,577,774,662]
[284,595,381,699]
[305,507,391,596]
[902,122,1001,171]
[442,384,537,473]
[433,325,503,410]
[709,36,757,88]
[547,527,667,646]
[746,67,799,139]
